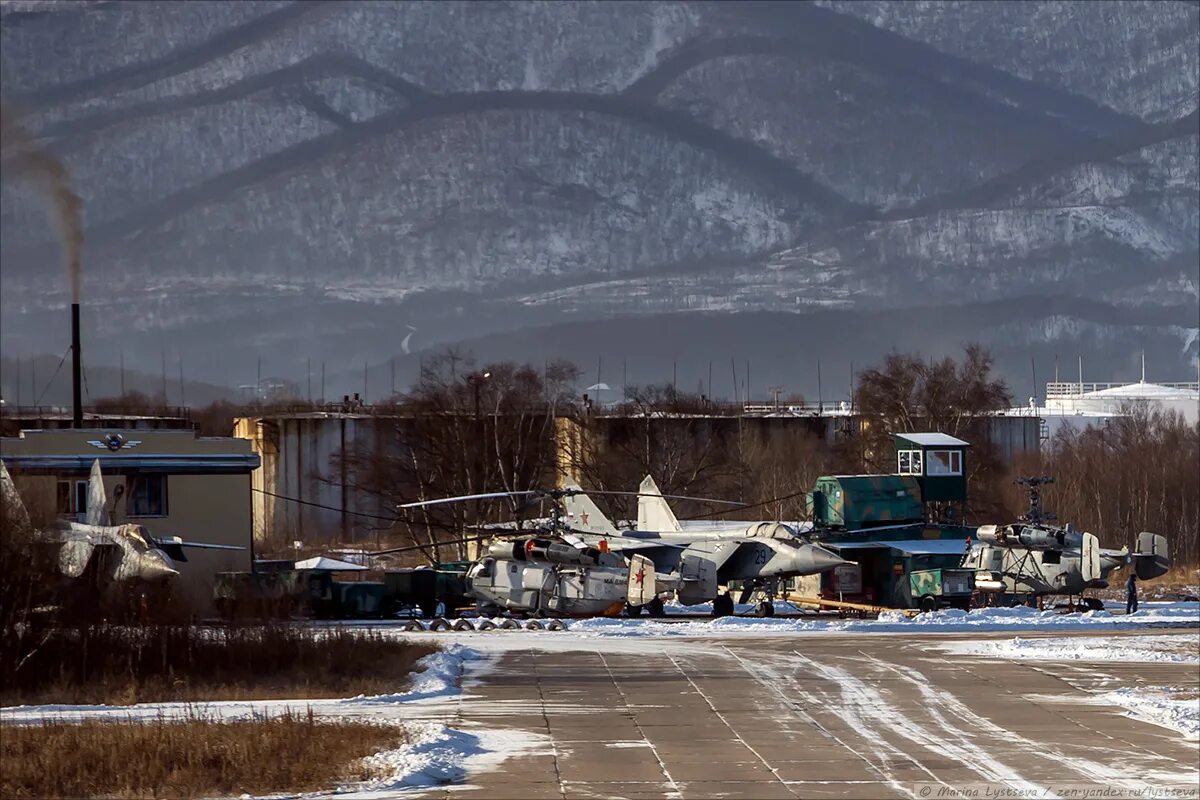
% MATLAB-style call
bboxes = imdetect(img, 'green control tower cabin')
[894,432,969,521]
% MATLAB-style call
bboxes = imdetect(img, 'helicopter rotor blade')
[398,490,542,509]
[577,489,745,506]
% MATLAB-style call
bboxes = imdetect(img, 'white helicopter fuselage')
[466,556,627,617]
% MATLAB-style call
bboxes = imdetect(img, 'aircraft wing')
[164,539,246,551]
[153,535,246,562]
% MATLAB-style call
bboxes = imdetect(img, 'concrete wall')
[235,415,398,545]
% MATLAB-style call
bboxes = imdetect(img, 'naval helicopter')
[964,476,1170,610]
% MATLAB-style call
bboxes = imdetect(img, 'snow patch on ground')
[935,634,1200,664]
[1094,688,1200,741]
[343,722,549,798]
[560,602,1200,637]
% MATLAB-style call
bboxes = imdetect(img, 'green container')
[808,475,924,530]
[333,581,387,618]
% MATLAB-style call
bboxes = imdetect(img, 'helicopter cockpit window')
[477,558,494,578]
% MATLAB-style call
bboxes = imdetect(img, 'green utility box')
[807,475,924,530]
[907,567,974,611]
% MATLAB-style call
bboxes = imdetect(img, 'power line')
[254,484,808,528]
[33,347,71,406]
[681,489,809,521]
[252,487,402,523]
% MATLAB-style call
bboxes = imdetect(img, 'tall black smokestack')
[71,302,82,428]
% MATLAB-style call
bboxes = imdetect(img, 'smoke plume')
[0,106,84,303]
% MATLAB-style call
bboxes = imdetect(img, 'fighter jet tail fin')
[1081,532,1101,583]
[86,459,110,527]
[637,476,683,532]
[0,461,32,531]
[561,485,620,537]
[1134,531,1170,580]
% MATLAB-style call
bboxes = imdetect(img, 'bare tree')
[333,352,580,561]
[854,344,1012,519]
[1012,406,1199,563]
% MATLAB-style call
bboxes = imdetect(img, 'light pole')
[469,371,491,418]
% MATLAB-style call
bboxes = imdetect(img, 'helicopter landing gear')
[755,600,775,617]
[646,597,665,618]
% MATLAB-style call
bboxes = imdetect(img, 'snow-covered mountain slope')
[1,1,1196,394]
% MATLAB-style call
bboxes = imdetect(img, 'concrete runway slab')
[417,629,1199,800]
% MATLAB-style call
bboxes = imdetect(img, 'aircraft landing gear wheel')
[646,597,665,618]
[625,602,644,617]
[755,600,775,618]
[1083,597,1104,611]
[919,595,938,613]
[712,593,735,617]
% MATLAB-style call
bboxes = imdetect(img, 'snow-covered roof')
[827,538,970,555]
[895,432,970,447]
[1084,382,1198,400]
[295,555,369,571]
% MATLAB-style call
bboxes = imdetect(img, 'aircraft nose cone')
[141,551,180,581]
[795,543,850,574]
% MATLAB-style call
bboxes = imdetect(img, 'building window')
[74,480,89,518]
[57,481,72,515]
[897,450,923,475]
[127,475,167,517]
[927,449,962,476]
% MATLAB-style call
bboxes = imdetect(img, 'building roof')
[827,538,970,556]
[895,432,970,447]
[1083,381,1199,399]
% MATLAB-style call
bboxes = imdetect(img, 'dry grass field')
[0,709,404,799]
[3,622,435,706]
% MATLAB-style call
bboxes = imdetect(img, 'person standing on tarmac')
[1125,572,1138,615]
